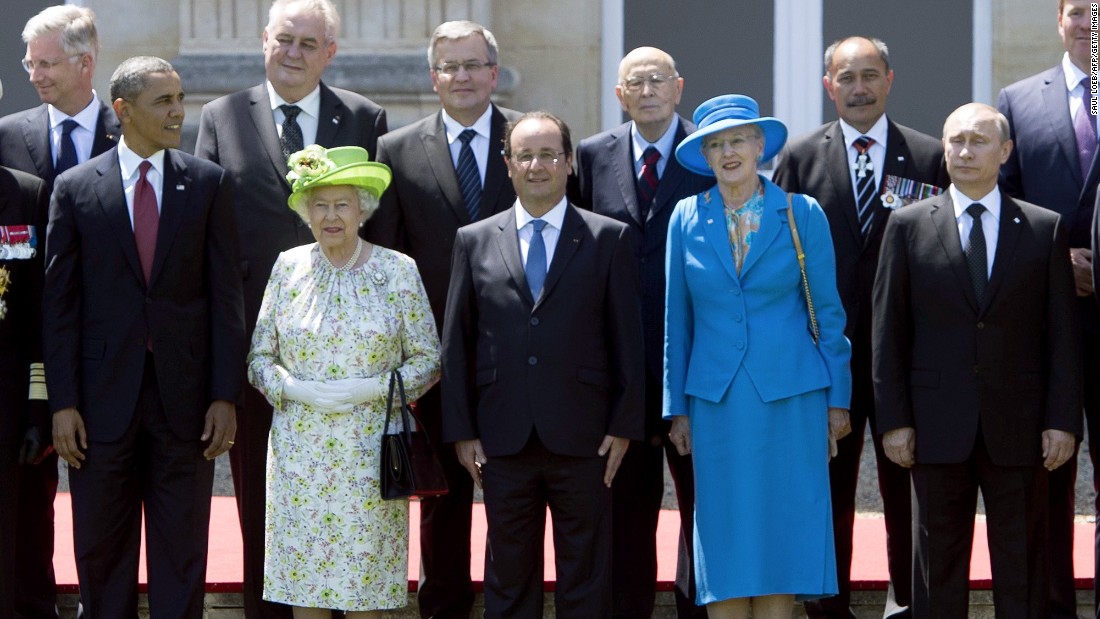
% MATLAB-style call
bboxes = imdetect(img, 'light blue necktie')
[525,219,548,298]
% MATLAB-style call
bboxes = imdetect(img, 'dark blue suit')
[572,115,713,618]
[998,64,1099,619]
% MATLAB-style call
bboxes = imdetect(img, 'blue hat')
[675,94,788,177]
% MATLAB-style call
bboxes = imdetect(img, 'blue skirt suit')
[663,177,851,603]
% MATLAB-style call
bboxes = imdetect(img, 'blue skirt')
[690,368,837,604]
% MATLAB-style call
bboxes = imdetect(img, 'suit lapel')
[314,83,344,149]
[248,85,291,190]
[91,102,120,157]
[23,106,55,183]
[537,205,583,307]
[608,128,644,226]
[93,153,145,285]
[149,151,188,287]
[823,123,863,247]
[698,188,739,281]
[649,119,693,224]
[1042,68,1083,186]
[422,113,470,226]
[737,181,782,278]
[495,212,533,304]
[930,194,980,313]
[480,105,511,217]
[984,195,1023,312]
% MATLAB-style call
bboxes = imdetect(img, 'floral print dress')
[248,243,440,611]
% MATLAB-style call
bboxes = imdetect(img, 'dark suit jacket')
[194,82,387,329]
[772,119,949,346]
[441,204,645,458]
[0,101,119,188]
[573,116,714,386]
[0,167,49,445]
[362,105,520,331]
[872,191,1082,466]
[42,149,245,442]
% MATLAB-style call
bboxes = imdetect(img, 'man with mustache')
[194,2,387,616]
[997,3,1099,614]
[772,35,948,619]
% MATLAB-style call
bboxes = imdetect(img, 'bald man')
[573,46,712,619]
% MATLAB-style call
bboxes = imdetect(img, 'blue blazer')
[663,177,851,417]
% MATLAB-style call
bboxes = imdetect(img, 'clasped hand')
[282,375,387,412]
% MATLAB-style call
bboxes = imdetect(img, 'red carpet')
[52,493,1095,592]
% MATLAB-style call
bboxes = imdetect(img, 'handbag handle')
[786,193,820,345]
[382,370,413,442]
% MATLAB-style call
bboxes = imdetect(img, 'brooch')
[370,269,387,287]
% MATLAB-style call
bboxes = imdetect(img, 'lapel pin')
[1014,217,1020,223]
[706,218,714,224]
[176,184,185,190]
[897,155,905,162]
[573,237,580,243]
[332,116,340,125]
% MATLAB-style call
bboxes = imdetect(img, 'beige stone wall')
[992,0,1065,96]
[87,0,181,101]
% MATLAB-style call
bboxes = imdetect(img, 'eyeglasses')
[510,151,567,168]
[702,135,759,152]
[434,60,496,76]
[620,73,678,92]
[21,54,83,74]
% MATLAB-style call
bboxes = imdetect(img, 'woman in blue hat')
[663,95,852,618]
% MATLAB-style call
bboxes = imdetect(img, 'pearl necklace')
[326,239,363,271]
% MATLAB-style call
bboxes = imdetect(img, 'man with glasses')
[362,20,518,617]
[194,1,387,617]
[442,110,644,618]
[0,7,119,619]
[572,45,712,619]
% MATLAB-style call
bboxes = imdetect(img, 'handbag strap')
[786,193,820,345]
[382,370,414,440]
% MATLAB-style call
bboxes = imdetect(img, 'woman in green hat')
[247,145,441,617]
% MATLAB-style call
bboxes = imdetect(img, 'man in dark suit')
[0,135,51,619]
[442,111,644,618]
[571,46,711,619]
[772,36,949,619]
[997,3,1100,614]
[361,20,517,618]
[43,56,244,619]
[0,8,118,618]
[874,102,1081,619]
[0,6,119,189]
[194,1,386,615]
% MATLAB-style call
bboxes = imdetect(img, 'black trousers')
[611,369,706,619]
[911,431,1048,619]
[69,354,214,619]
[481,432,611,619]
[806,342,911,619]
[0,441,58,619]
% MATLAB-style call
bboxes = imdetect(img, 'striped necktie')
[853,136,877,237]
[456,129,482,222]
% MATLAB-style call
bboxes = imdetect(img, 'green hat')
[286,145,392,210]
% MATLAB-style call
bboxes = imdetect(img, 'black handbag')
[380,370,448,500]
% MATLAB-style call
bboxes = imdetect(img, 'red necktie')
[133,160,159,284]
[636,146,661,219]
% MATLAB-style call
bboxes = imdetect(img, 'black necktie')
[279,104,304,161]
[56,119,79,174]
[853,136,876,237]
[636,146,661,219]
[456,129,482,222]
[965,203,988,303]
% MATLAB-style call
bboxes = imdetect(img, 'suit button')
[976,322,984,329]
[734,313,743,322]
[735,341,745,350]
[733,288,742,296]
[145,297,152,304]
[530,317,540,326]
[528,356,538,365]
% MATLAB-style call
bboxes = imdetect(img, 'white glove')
[282,375,349,411]
[325,376,388,407]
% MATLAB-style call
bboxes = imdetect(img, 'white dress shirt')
[267,82,322,147]
[48,92,102,167]
[117,136,166,227]
[950,184,1001,279]
[630,116,680,179]
[515,197,567,268]
[1062,52,1098,134]
[442,106,494,185]
[839,114,889,199]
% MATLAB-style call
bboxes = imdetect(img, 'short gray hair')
[427,21,499,68]
[267,0,340,42]
[290,186,380,225]
[109,56,175,102]
[824,36,890,74]
[22,5,98,60]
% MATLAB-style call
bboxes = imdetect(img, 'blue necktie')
[525,219,548,299]
[853,136,876,237]
[56,119,79,174]
[456,129,482,222]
